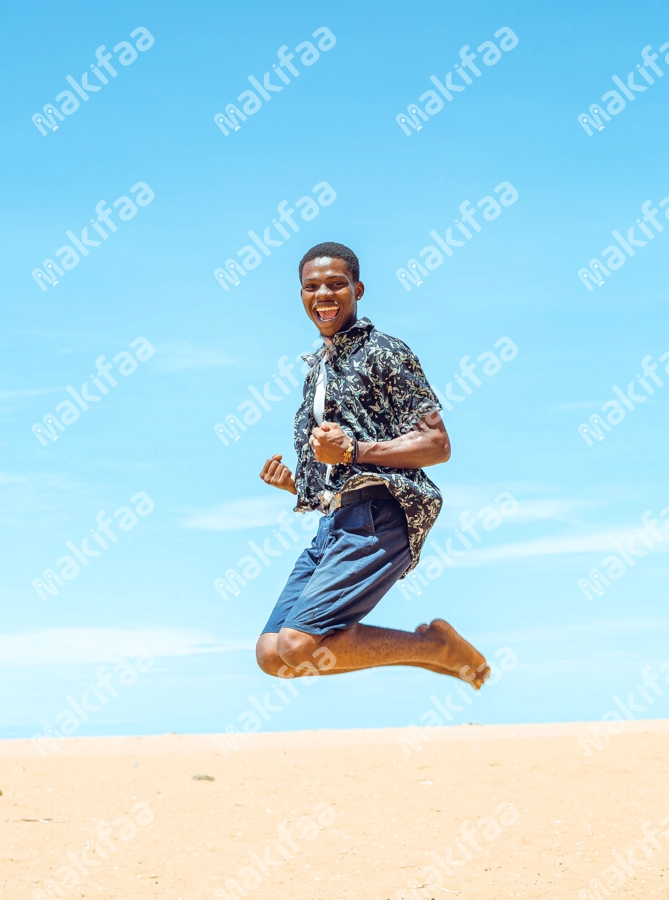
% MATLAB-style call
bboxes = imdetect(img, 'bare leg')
[257,633,387,679]
[257,620,489,688]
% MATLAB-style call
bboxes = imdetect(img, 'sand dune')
[1,720,668,899]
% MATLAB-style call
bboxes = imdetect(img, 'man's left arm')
[310,415,450,468]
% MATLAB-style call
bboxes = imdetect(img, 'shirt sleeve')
[384,344,442,434]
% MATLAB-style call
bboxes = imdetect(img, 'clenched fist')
[310,421,352,464]
[259,454,297,494]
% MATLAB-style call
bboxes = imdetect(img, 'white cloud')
[151,341,239,373]
[450,526,669,567]
[0,628,254,667]
[433,484,602,528]
[0,387,62,401]
[0,471,27,485]
[509,498,603,524]
[0,470,92,525]
[181,495,294,530]
[473,617,669,646]
[434,486,516,527]
[549,400,605,412]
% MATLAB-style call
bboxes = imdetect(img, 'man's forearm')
[357,429,450,469]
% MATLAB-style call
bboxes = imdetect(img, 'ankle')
[421,629,444,659]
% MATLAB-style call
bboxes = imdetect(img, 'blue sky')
[1,0,669,739]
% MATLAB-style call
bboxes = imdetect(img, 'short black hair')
[299,242,360,282]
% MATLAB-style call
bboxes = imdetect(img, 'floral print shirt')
[293,317,443,574]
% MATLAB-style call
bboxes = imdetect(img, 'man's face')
[300,257,364,339]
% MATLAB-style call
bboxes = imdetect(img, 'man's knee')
[276,628,319,667]
[256,633,284,675]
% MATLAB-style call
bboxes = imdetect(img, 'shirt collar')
[300,318,374,368]
[331,316,374,343]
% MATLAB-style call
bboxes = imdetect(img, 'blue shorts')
[262,497,411,637]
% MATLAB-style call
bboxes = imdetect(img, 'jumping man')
[256,242,490,687]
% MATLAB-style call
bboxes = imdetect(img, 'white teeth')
[316,306,339,318]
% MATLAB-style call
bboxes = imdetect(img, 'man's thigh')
[260,515,332,635]
[282,498,411,637]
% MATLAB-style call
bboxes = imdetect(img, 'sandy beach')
[1,720,668,900]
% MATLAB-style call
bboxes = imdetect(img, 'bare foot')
[408,624,450,677]
[423,619,490,689]
[409,623,487,684]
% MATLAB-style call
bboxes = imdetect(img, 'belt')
[327,484,393,513]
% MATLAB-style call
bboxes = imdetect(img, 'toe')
[472,665,491,689]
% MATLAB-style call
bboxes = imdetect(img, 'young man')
[256,242,489,687]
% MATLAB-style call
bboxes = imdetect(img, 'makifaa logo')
[214,182,335,291]
[577,353,669,447]
[214,27,336,137]
[32,182,155,291]
[32,27,155,136]
[578,195,669,291]
[32,492,155,601]
[396,27,518,137]
[396,182,518,291]
[32,337,155,447]
[578,43,669,136]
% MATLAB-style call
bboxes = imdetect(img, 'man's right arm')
[259,454,297,494]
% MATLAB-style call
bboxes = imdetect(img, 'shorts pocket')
[370,498,403,535]
[334,500,375,538]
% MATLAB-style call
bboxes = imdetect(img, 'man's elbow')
[432,433,451,464]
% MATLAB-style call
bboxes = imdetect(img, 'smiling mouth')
[314,304,340,323]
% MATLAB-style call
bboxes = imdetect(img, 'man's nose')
[315,283,333,297]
